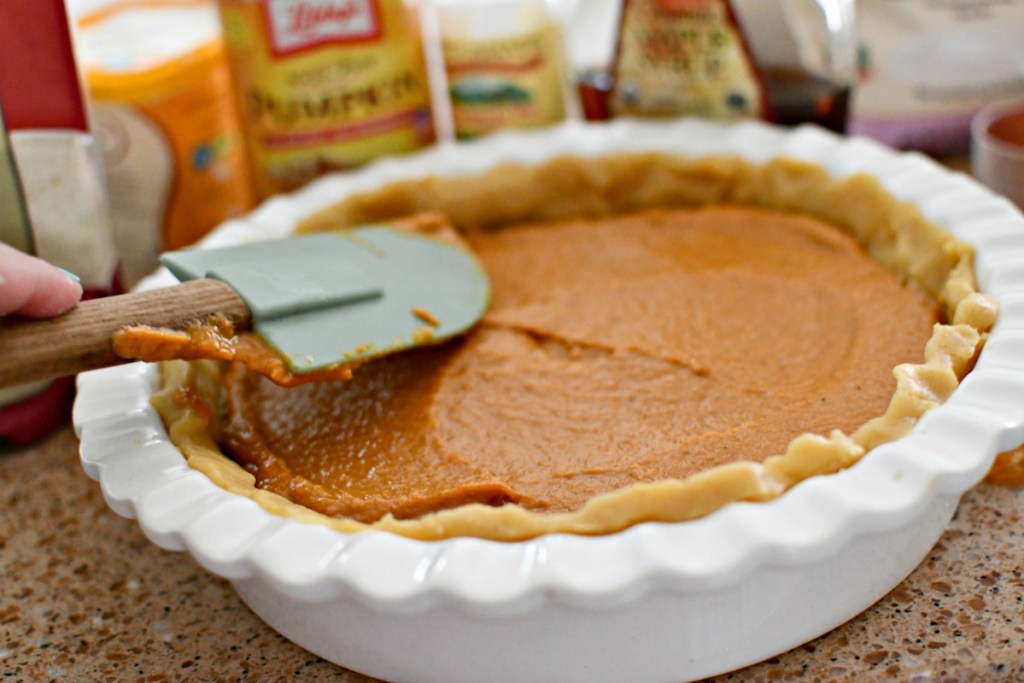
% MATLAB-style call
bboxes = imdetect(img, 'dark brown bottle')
[761,66,849,133]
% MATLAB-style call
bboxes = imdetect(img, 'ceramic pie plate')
[74,119,1024,683]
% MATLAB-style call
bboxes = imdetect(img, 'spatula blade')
[161,228,490,373]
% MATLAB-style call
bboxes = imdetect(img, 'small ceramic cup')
[972,97,1024,211]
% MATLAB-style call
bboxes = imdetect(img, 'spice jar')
[431,0,569,139]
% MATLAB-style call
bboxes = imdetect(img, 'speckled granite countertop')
[2,426,1022,683]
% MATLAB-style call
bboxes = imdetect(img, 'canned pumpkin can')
[218,0,437,198]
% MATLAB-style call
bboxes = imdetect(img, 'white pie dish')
[74,119,1024,683]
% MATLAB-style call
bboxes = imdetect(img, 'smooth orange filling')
[218,206,939,523]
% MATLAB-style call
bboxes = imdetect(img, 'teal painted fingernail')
[57,266,80,282]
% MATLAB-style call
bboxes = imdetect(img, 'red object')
[0,377,75,446]
[0,0,97,444]
[988,110,1024,148]
[0,0,88,132]
[577,69,613,122]
[263,0,383,57]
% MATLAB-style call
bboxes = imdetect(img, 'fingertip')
[56,267,82,286]
[0,247,85,318]
[38,269,84,317]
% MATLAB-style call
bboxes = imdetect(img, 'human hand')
[0,242,84,318]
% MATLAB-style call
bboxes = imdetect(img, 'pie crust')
[152,153,997,541]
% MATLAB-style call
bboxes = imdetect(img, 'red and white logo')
[264,0,381,55]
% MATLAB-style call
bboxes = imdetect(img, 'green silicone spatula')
[0,226,490,387]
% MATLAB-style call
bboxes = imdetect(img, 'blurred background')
[2,0,1023,442]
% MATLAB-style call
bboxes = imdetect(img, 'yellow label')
[611,0,764,119]
[442,23,566,139]
[218,0,436,198]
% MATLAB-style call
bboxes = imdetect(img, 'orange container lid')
[77,0,227,100]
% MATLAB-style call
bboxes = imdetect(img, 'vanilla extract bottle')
[573,0,855,133]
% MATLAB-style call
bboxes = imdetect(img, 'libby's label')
[610,0,765,120]
[442,24,566,139]
[264,0,381,55]
[219,0,435,198]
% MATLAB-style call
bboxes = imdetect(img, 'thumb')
[0,242,84,318]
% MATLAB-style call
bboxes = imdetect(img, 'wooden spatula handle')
[0,279,250,388]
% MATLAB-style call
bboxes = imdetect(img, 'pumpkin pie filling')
[220,206,938,523]
[151,154,998,541]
